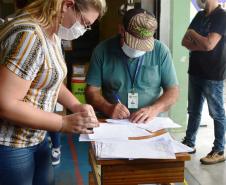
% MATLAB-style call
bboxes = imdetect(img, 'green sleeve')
[160,43,179,88]
[86,47,102,87]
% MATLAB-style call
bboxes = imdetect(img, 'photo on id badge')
[128,92,138,109]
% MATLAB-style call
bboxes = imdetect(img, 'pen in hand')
[114,94,121,104]
[111,93,130,119]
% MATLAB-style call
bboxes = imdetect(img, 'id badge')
[128,92,138,109]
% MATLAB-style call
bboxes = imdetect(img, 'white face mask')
[196,0,207,9]
[121,43,146,58]
[58,21,86,40]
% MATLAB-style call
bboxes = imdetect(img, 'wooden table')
[88,143,190,185]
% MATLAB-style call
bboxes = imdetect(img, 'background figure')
[182,0,226,165]
[49,132,61,166]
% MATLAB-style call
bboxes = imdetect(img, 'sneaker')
[51,148,61,166]
[200,150,225,165]
[181,138,196,154]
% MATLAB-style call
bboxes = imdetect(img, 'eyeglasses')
[76,5,92,31]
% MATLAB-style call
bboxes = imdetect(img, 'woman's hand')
[71,104,97,120]
[61,111,99,134]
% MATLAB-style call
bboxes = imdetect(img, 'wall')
[169,0,190,130]
[160,0,170,47]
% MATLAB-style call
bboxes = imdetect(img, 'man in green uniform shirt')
[85,8,179,123]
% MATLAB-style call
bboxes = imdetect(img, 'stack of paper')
[95,134,176,159]
[89,123,151,140]
[94,133,193,159]
[79,123,152,142]
[79,117,192,159]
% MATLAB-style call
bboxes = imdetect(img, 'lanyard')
[124,56,144,91]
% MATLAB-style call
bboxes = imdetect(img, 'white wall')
[141,0,171,47]
[159,0,171,47]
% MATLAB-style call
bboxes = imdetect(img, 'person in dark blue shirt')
[182,0,226,165]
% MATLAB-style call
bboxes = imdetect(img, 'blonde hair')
[25,0,107,28]
[76,0,107,18]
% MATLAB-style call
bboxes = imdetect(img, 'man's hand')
[108,103,130,119]
[129,106,159,123]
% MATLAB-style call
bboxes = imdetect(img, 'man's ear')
[118,24,125,35]
[118,24,125,46]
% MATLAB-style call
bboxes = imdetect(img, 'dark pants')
[49,132,61,148]
[185,75,226,152]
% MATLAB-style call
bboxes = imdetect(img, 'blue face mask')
[121,43,146,58]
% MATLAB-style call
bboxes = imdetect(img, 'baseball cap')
[123,8,157,51]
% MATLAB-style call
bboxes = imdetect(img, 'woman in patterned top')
[0,0,107,185]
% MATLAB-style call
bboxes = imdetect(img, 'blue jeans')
[185,75,226,152]
[49,132,61,148]
[0,137,54,185]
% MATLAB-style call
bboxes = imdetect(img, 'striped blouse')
[0,13,67,148]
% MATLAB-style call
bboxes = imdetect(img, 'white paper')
[141,132,194,153]
[95,136,176,159]
[171,140,194,153]
[137,117,181,132]
[88,123,151,140]
[106,119,133,125]
[106,117,181,132]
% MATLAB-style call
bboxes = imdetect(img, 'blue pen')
[114,94,121,104]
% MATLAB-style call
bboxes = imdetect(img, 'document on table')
[88,123,151,140]
[94,134,176,159]
[94,133,193,159]
[106,117,181,132]
[142,132,194,153]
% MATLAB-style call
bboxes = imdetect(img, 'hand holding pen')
[108,94,130,119]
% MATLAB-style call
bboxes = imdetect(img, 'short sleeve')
[159,43,178,88]
[0,30,44,81]
[209,11,226,36]
[85,47,103,87]
[188,12,202,30]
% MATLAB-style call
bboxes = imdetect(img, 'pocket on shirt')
[140,65,160,86]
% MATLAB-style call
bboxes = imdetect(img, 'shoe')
[181,138,196,154]
[51,148,61,166]
[200,150,225,165]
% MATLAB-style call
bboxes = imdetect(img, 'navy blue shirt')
[188,6,226,80]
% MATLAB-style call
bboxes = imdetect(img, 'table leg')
[89,172,95,185]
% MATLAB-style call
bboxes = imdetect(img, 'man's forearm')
[57,83,80,112]
[85,89,113,116]
[149,86,179,113]
[182,34,203,51]
[188,31,209,51]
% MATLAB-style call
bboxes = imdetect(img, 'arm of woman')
[0,66,62,131]
[0,66,98,134]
